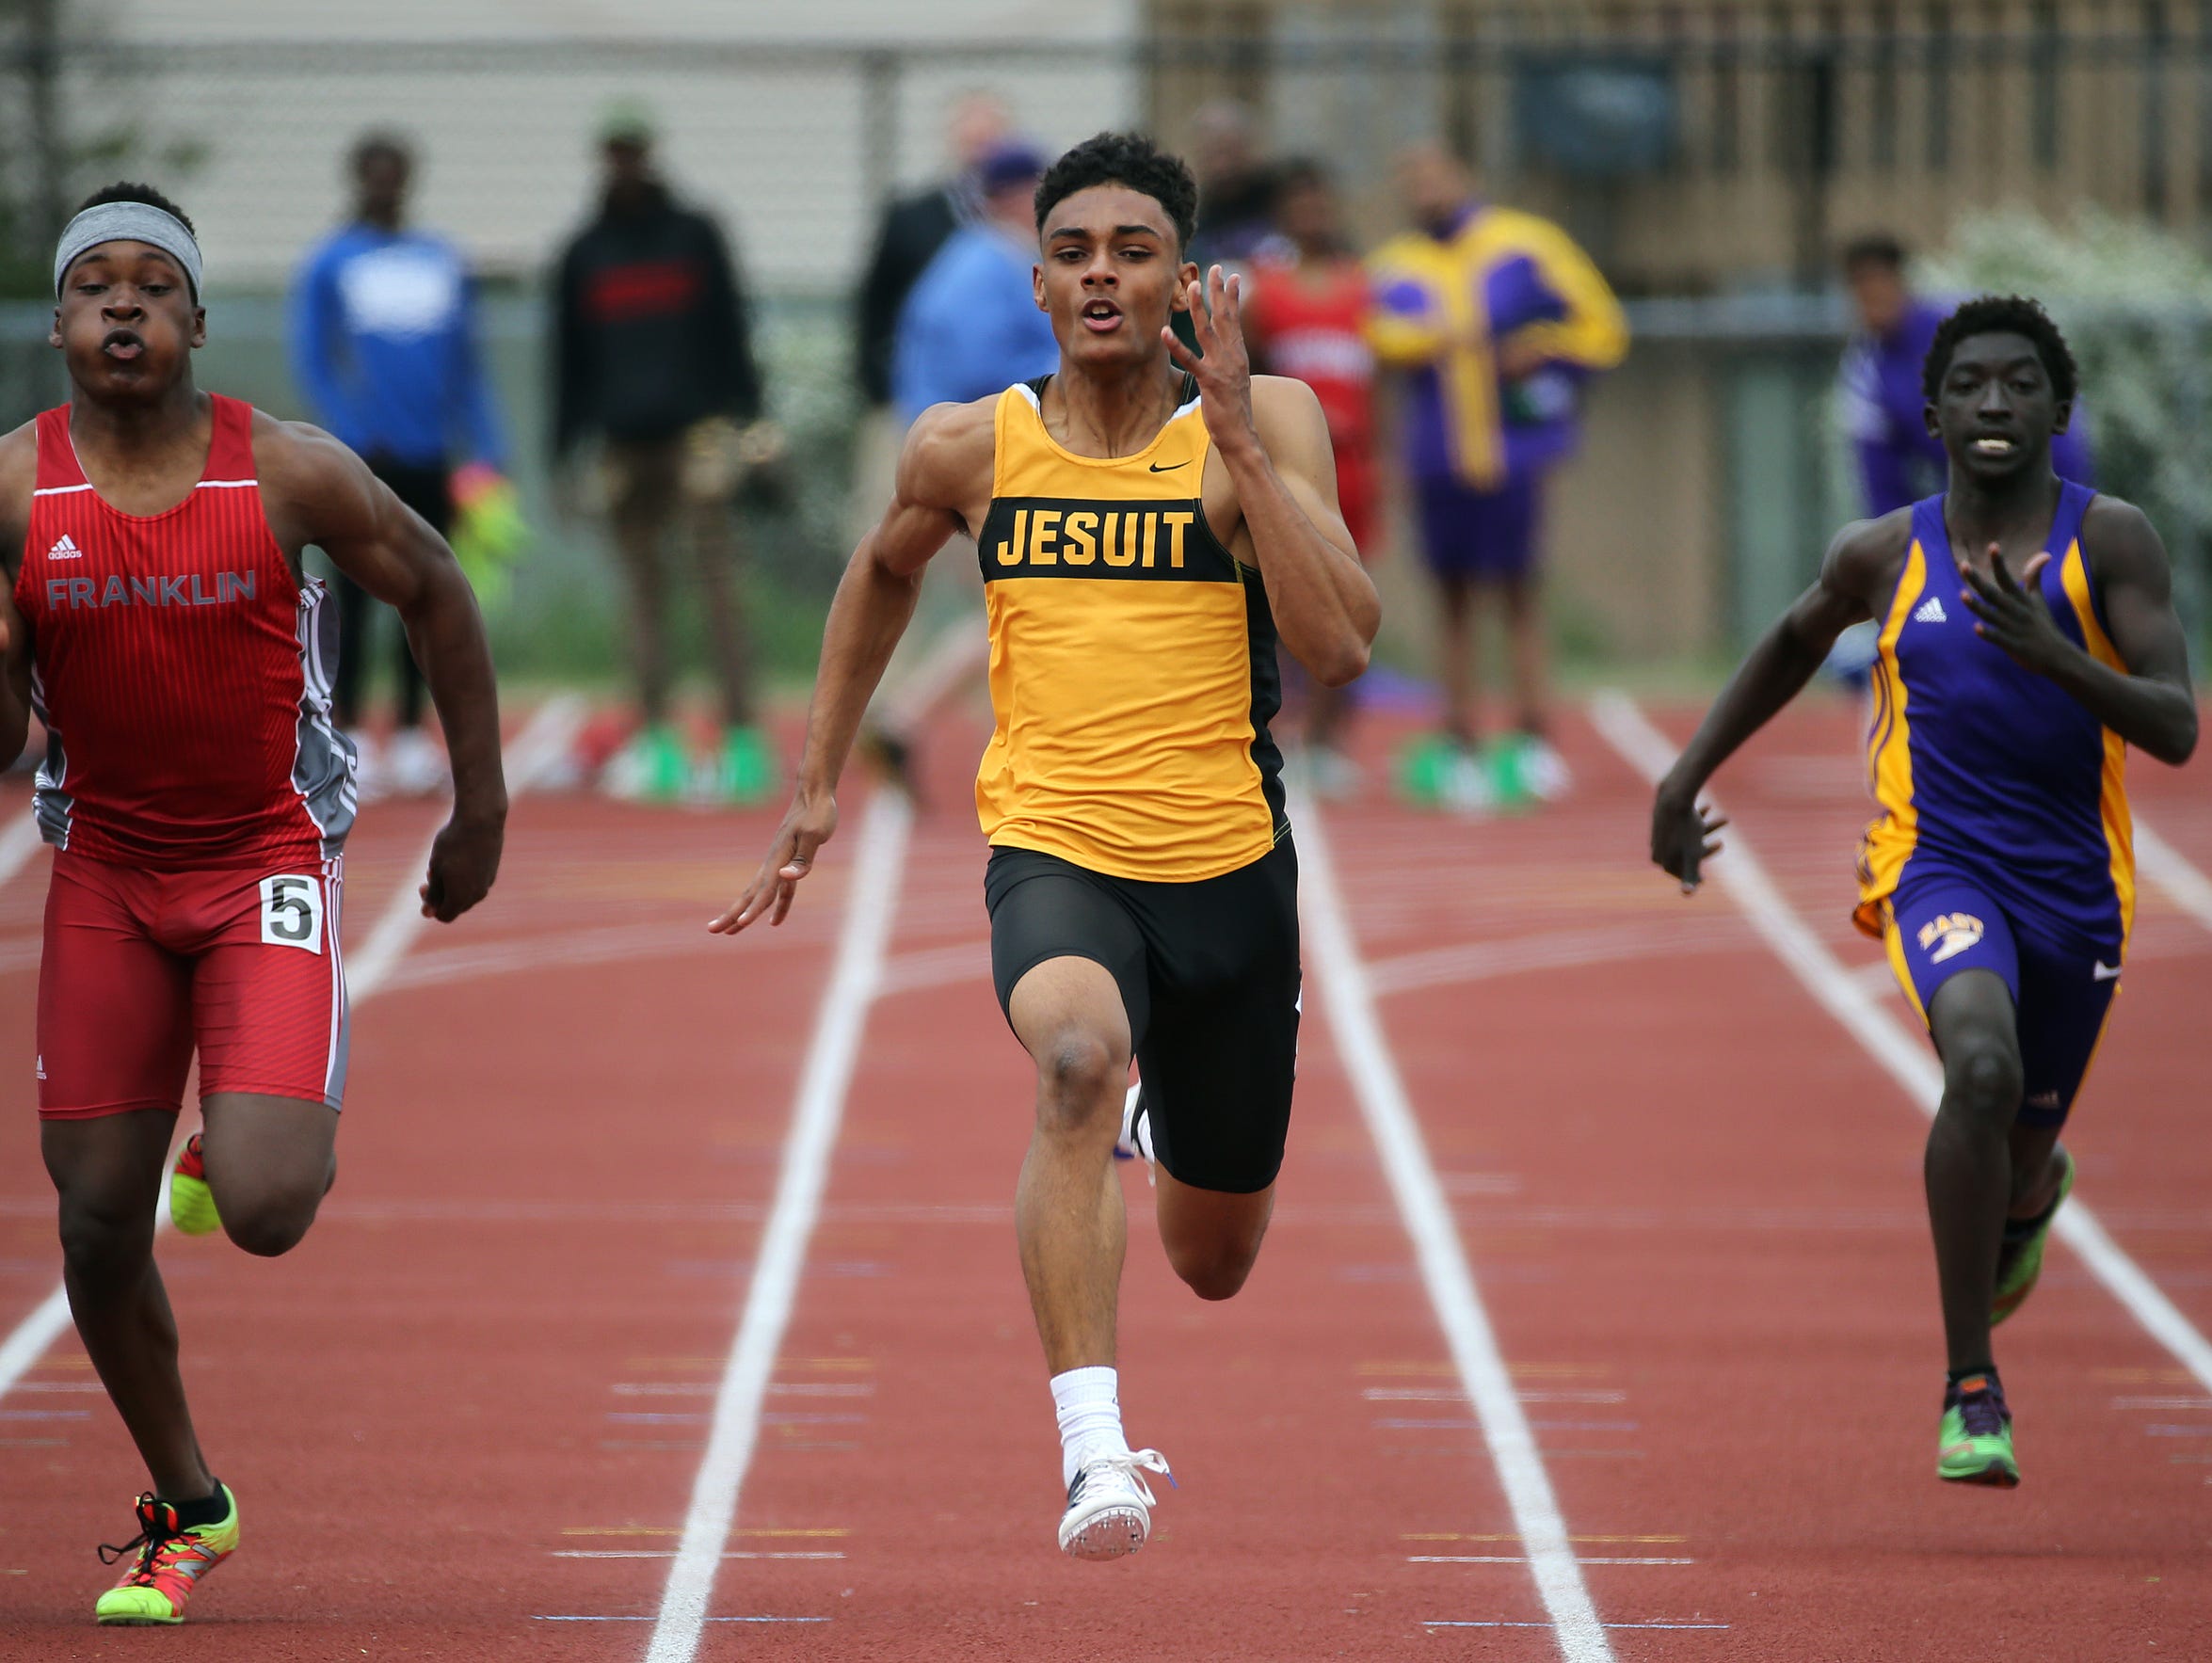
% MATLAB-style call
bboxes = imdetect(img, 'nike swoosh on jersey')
[1147,460,1188,472]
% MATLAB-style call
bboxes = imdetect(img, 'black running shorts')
[984,840,1300,1194]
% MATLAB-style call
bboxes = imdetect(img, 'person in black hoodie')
[551,104,777,804]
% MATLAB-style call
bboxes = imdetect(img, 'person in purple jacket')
[1368,144,1629,805]
[1840,234,2095,519]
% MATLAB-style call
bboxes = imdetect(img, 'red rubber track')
[0,691,2205,1659]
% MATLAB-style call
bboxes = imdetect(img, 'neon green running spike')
[1937,1375,2020,1487]
[1993,1149,2074,1327]
[168,1134,220,1238]
[95,1483,239,1624]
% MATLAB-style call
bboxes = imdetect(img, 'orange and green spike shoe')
[1993,1150,2074,1326]
[95,1484,239,1623]
[1937,1375,2019,1487]
[168,1133,220,1238]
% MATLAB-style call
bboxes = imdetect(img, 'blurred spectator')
[1839,232,2094,518]
[1369,142,1628,808]
[1187,102,1280,269]
[862,141,1055,797]
[845,93,1010,623]
[292,130,506,800]
[550,102,777,805]
[1242,158,1377,798]
[1172,102,1280,360]
[854,92,1011,415]
[892,141,1057,421]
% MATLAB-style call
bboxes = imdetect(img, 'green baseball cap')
[598,98,656,146]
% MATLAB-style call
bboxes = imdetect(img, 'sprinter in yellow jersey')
[715,133,1378,1560]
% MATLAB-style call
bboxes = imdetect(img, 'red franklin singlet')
[1244,256,1380,552]
[15,394,355,871]
[1244,255,1377,460]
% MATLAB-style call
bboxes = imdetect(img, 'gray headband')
[54,202,203,301]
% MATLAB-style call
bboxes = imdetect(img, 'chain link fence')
[2,18,2207,673]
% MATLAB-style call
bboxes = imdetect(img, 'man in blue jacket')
[291,131,508,798]
[861,141,1057,792]
[892,141,1057,422]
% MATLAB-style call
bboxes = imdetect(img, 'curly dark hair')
[74,182,198,237]
[1922,294,2078,406]
[1034,132,1198,250]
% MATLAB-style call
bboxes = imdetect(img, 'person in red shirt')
[1242,159,1377,796]
[0,183,505,1626]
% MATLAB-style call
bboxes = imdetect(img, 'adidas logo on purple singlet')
[46,534,83,560]
[1913,595,1948,625]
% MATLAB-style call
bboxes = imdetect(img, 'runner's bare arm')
[1959,497,2196,766]
[1650,511,1907,890]
[255,417,507,922]
[711,398,991,935]
[0,424,33,767]
[1171,266,1377,685]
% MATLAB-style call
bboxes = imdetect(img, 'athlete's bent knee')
[1167,1240,1258,1303]
[220,1192,320,1258]
[1942,1037,2022,1125]
[1034,1031,1125,1134]
[56,1201,153,1289]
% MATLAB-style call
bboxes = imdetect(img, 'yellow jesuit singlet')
[973,375,1289,883]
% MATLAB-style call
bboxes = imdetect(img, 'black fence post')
[858,48,901,231]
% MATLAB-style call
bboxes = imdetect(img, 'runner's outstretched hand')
[1649,777,1728,895]
[712,792,839,934]
[1163,265,1257,445]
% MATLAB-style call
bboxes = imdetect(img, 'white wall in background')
[72,2,1140,290]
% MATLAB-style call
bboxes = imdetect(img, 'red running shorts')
[36,851,348,1119]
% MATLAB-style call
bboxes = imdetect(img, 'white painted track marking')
[643,792,912,1663]
[1301,803,1615,1663]
[2134,815,2212,935]
[1591,690,2212,1399]
[345,696,583,993]
[0,696,585,1406]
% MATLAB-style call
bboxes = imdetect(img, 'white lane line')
[553,1550,845,1560]
[644,793,911,1663]
[1366,919,1747,998]
[345,696,583,993]
[2135,816,2212,935]
[1411,1556,1694,1566]
[1425,1621,1727,1631]
[546,1615,828,1624]
[1591,690,2212,1399]
[1300,805,1614,1663]
[0,696,585,1407]
[0,809,41,888]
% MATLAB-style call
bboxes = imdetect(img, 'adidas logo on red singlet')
[46,534,83,561]
[1913,595,1947,625]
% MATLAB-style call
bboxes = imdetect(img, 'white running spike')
[1058,1447,1173,1561]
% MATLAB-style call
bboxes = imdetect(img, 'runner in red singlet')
[0,183,505,1625]
[1242,159,1378,795]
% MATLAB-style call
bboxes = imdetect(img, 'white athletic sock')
[1050,1366,1129,1489]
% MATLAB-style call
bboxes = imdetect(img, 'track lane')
[0,773,856,1654]
[672,776,1583,1658]
[1508,695,2212,1657]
